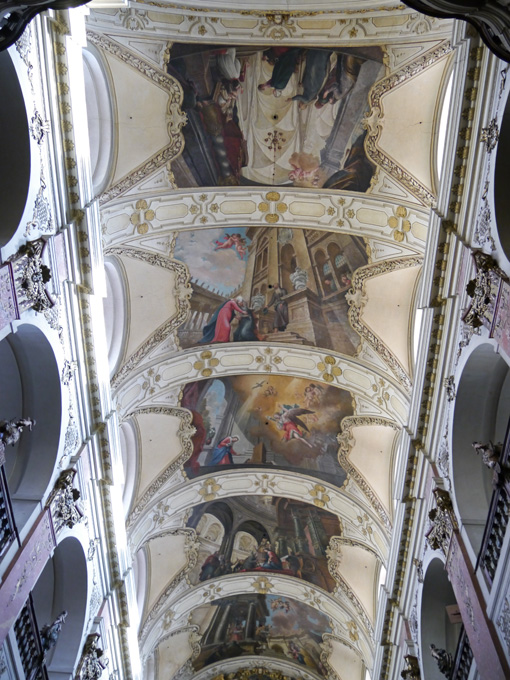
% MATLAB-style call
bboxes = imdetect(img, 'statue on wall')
[472,440,502,470]
[472,440,509,488]
[0,418,36,447]
[429,644,453,679]
[40,610,68,653]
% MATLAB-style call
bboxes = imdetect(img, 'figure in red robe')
[199,297,248,344]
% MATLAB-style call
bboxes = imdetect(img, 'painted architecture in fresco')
[181,375,352,485]
[167,44,385,189]
[191,594,331,676]
[176,227,368,354]
[187,496,341,592]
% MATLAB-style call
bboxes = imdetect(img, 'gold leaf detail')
[265,191,280,202]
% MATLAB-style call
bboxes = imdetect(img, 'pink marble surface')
[0,264,18,331]
[0,509,56,645]
[493,280,510,357]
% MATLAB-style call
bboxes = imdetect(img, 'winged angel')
[270,404,314,448]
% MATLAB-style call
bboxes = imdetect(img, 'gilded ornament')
[276,202,288,213]
[137,223,149,234]
[252,576,273,594]
[265,191,280,202]
[309,483,331,508]
[198,478,221,502]
[258,202,269,212]
[265,214,279,224]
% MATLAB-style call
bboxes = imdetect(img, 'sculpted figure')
[40,610,68,652]
[472,440,502,470]
[430,644,453,678]
[0,418,36,446]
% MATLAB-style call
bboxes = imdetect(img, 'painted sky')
[174,228,250,296]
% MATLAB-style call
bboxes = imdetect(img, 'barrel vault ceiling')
[83,5,458,679]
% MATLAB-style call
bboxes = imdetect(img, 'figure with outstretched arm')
[270,405,314,448]
[199,297,248,344]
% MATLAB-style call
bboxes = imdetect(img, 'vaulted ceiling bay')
[86,8,456,678]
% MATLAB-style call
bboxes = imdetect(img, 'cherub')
[214,233,247,260]
[264,385,277,398]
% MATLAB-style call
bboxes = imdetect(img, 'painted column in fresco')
[291,506,309,554]
[266,230,281,291]
[210,603,233,645]
[307,509,328,556]
[245,602,258,640]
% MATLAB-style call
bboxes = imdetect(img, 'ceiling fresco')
[167,44,385,190]
[190,594,332,676]
[187,495,342,593]
[82,6,458,678]
[174,227,368,354]
[181,375,352,486]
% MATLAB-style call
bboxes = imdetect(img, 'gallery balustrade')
[451,627,473,680]
[0,465,17,560]
[475,423,510,587]
[13,595,48,680]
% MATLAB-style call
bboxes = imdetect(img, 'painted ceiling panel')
[86,8,460,678]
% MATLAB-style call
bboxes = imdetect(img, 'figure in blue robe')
[209,435,239,465]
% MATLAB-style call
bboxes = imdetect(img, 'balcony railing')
[13,595,48,680]
[452,627,473,680]
[0,465,17,559]
[476,423,510,587]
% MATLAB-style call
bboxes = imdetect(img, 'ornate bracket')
[426,489,458,557]
[48,469,83,532]
[75,633,109,680]
[464,251,508,331]
[401,654,421,680]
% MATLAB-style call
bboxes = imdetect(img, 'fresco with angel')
[181,374,352,486]
[191,593,332,676]
[167,42,385,189]
[175,226,368,355]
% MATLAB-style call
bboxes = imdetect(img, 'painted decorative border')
[86,4,450,45]
[338,416,400,530]
[364,40,453,206]
[106,247,192,389]
[140,528,199,642]
[125,406,195,517]
[348,255,423,391]
[86,30,186,205]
